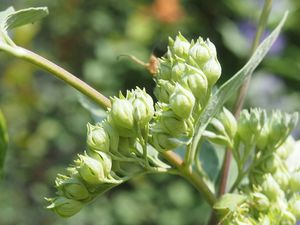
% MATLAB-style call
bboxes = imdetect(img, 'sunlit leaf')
[1,7,48,31]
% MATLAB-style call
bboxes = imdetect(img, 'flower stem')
[218,0,273,196]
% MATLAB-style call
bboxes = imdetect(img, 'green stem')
[0,44,111,110]
[162,151,217,206]
[218,0,272,196]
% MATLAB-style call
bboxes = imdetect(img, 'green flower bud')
[182,65,208,101]
[47,197,83,218]
[238,108,266,145]
[160,110,188,137]
[132,88,154,126]
[206,39,217,57]
[261,174,284,200]
[77,155,105,185]
[86,123,109,152]
[276,137,295,160]
[154,80,176,103]
[203,130,231,146]
[250,192,270,212]
[268,111,286,147]
[289,171,300,192]
[289,198,300,220]
[218,107,237,140]
[249,108,265,134]
[169,84,195,119]
[56,176,90,201]
[256,124,270,150]
[280,210,296,225]
[152,132,181,150]
[86,150,112,176]
[156,60,172,80]
[189,37,210,64]
[202,57,221,86]
[171,62,186,81]
[102,120,119,153]
[210,118,226,135]
[111,98,134,130]
[273,169,290,191]
[170,33,190,58]
[260,154,279,173]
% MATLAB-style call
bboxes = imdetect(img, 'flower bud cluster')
[237,109,298,151]
[243,133,300,224]
[151,33,222,151]
[47,87,159,217]
[210,108,300,224]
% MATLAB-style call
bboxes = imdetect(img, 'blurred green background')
[0,0,300,224]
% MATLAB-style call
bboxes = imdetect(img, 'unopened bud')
[160,110,188,137]
[182,65,208,101]
[202,57,221,86]
[152,132,181,150]
[156,60,172,80]
[171,62,186,81]
[132,88,154,126]
[56,176,90,201]
[170,33,190,58]
[189,38,210,64]
[102,120,119,153]
[250,192,270,212]
[237,110,252,143]
[86,150,112,176]
[154,80,176,103]
[77,155,105,185]
[111,98,134,130]
[261,174,284,200]
[273,169,290,191]
[86,123,109,152]
[206,39,217,57]
[218,107,237,140]
[169,84,195,119]
[47,197,83,218]
[260,154,279,173]
[203,130,230,146]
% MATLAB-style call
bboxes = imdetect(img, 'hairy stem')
[218,0,272,196]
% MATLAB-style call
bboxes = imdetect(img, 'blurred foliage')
[0,0,299,224]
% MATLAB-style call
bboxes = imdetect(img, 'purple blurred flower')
[238,21,286,55]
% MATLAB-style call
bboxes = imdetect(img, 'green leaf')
[0,110,8,178]
[0,7,14,24]
[1,7,48,31]
[192,12,288,149]
[199,141,221,182]
[213,193,246,211]
[78,94,107,123]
